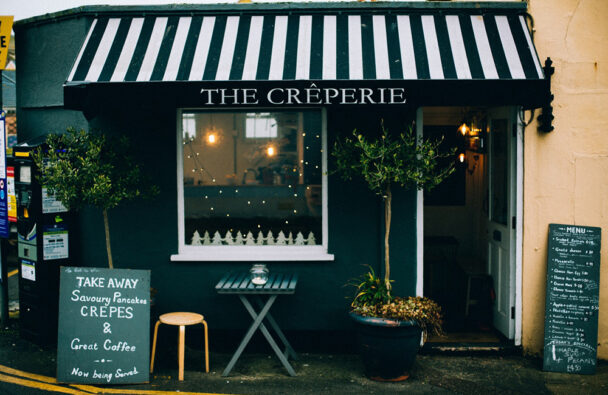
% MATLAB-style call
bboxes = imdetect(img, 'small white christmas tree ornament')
[212,231,223,245]
[294,232,305,245]
[306,232,316,245]
[235,231,244,245]
[276,231,287,245]
[256,231,266,245]
[202,231,211,245]
[266,230,275,245]
[191,231,202,245]
[245,231,256,245]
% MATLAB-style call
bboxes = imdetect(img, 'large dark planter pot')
[350,312,422,381]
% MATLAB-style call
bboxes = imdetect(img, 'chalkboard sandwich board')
[57,267,150,384]
[543,224,601,374]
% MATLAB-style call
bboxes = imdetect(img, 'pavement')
[2,250,607,394]
[0,317,607,395]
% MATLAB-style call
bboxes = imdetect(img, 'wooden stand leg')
[178,326,185,381]
[202,320,209,373]
[222,295,277,376]
[150,320,161,373]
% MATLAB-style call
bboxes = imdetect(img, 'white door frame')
[416,108,424,297]
[487,107,515,339]
[415,106,523,346]
[514,107,524,346]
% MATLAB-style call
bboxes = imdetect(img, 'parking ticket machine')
[11,137,73,345]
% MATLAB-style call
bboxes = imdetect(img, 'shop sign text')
[200,84,407,105]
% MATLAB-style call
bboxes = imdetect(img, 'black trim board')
[16,2,528,27]
[64,79,550,114]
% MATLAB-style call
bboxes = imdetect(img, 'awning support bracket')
[537,58,555,133]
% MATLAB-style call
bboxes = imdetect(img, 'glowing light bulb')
[266,145,277,157]
[207,133,217,144]
[459,123,469,136]
[459,153,466,163]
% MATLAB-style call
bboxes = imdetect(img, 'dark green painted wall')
[14,15,419,333]
[15,17,91,139]
[77,104,418,331]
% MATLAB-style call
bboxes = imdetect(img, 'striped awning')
[67,12,544,84]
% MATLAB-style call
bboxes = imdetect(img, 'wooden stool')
[150,312,209,381]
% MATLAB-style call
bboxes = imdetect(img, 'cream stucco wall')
[524,0,608,359]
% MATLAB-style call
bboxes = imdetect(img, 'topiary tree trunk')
[102,208,113,269]
[384,186,392,290]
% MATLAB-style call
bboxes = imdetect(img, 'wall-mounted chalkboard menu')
[57,267,150,384]
[543,224,601,374]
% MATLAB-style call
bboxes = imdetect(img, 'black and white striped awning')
[67,12,544,84]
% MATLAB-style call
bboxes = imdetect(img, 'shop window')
[174,109,332,261]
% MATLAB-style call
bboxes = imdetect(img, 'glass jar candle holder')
[250,264,269,285]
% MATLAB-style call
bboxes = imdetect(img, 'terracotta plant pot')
[350,312,422,381]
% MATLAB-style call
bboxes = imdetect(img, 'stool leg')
[201,320,209,373]
[178,325,185,381]
[150,320,161,373]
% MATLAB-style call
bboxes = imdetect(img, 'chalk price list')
[543,225,601,374]
[57,268,150,384]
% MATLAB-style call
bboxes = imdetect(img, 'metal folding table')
[215,272,298,376]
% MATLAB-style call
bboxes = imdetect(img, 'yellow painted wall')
[524,0,608,359]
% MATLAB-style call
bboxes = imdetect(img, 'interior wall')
[423,107,487,266]
[524,0,608,359]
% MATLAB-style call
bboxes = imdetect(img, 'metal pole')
[0,69,8,326]
[0,239,8,326]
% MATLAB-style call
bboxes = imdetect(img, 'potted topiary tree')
[333,121,454,381]
[33,128,158,269]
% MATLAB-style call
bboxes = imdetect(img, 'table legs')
[253,296,298,361]
[222,295,297,377]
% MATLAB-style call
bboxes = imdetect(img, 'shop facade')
[13,1,605,358]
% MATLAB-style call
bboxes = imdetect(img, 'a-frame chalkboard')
[543,224,601,374]
[57,267,150,384]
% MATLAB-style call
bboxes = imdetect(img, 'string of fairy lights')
[185,136,216,183]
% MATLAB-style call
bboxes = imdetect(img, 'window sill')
[171,246,335,262]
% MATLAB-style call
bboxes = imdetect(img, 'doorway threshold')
[421,340,520,355]
[421,330,520,355]
[421,342,520,354]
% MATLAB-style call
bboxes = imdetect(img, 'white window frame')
[171,107,334,262]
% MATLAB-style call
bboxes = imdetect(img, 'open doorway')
[422,106,519,346]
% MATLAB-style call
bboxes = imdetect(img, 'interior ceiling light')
[266,145,277,157]
[459,123,469,136]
